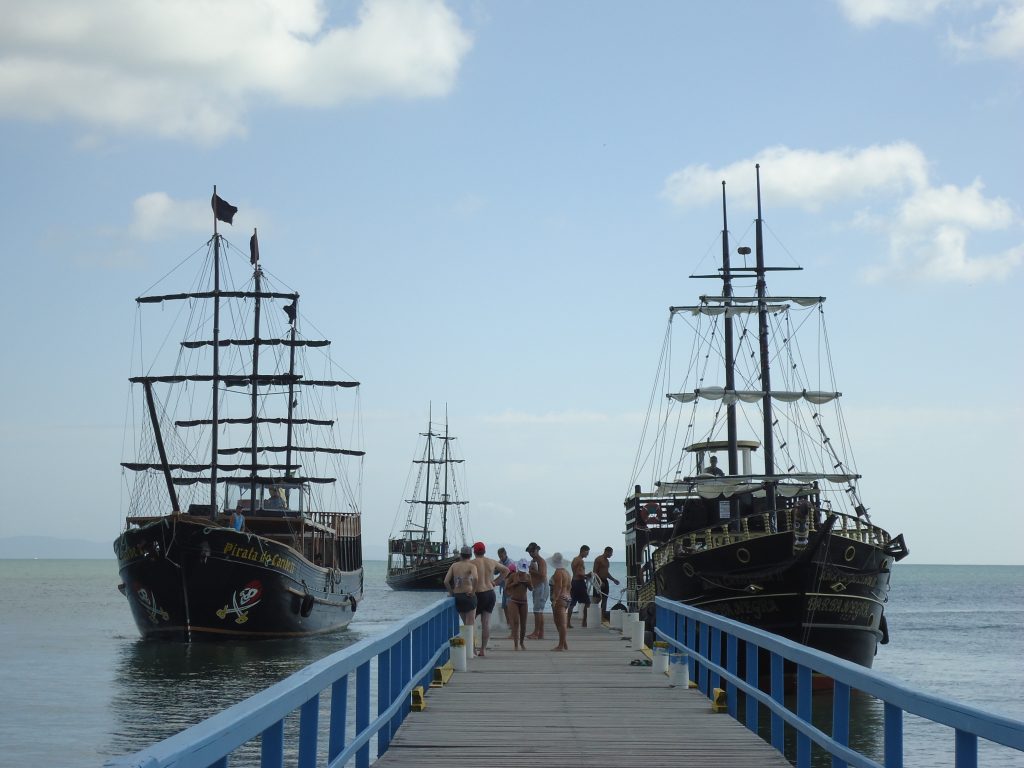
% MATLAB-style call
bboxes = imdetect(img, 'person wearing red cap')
[471,541,508,657]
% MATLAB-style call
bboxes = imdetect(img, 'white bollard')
[652,641,670,674]
[450,636,467,672]
[668,653,689,688]
[610,608,624,630]
[630,615,645,649]
[460,623,475,659]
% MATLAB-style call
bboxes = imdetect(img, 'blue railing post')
[698,622,709,694]
[832,680,849,768]
[884,701,903,768]
[260,720,284,768]
[710,626,722,693]
[356,660,370,768]
[770,652,784,751]
[686,614,696,681]
[377,649,391,754]
[726,633,738,718]
[328,675,348,764]
[298,694,319,768]
[796,664,812,768]
[744,640,758,732]
[955,730,978,768]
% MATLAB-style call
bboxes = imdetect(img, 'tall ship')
[386,409,471,590]
[625,167,908,668]
[114,189,365,641]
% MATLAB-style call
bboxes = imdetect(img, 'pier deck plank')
[374,622,789,767]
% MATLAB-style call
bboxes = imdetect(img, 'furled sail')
[698,295,825,306]
[670,304,791,316]
[216,446,365,456]
[137,290,297,304]
[121,462,300,472]
[667,388,840,405]
[181,338,330,348]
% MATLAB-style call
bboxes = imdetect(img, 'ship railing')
[652,509,892,571]
[105,597,459,768]
[655,597,1024,768]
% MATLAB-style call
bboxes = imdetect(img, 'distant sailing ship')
[625,168,908,667]
[114,188,365,641]
[386,409,471,590]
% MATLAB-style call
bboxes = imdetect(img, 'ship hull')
[653,532,892,668]
[114,516,361,641]
[386,557,456,591]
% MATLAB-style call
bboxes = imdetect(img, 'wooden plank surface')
[374,621,790,767]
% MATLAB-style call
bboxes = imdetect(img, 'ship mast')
[210,187,222,516]
[284,294,298,476]
[441,408,450,553]
[248,248,263,509]
[422,405,434,548]
[753,165,778,510]
[720,182,739,476]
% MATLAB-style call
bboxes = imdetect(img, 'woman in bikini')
[549,552,571,651]
[505,559,532,650]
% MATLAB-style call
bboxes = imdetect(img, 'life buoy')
[349,595,358,613]
[300,593,315,617]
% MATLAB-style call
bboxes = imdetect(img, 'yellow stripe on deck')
[376,627,790,768]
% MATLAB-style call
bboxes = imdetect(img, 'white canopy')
[667,388,841,405]
[656,471,859,499]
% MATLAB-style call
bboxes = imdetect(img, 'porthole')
[844,546,856,562]
[682,562,695,577]
[736,548,751,564]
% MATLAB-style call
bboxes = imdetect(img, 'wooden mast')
[249,238,263,511]
[753,165,778,511]
[721,181,739,477]
[210,186,221,517]
[441,407,450,556]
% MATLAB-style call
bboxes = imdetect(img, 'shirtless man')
[443,545,478,626]
[592,546,620,622]
[567,545,591,628]
[471,541,509,657]
[525,542,549,640]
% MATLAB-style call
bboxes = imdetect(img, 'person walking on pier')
[505,559,532,649]
[472,541,509,657]
[525,542,549,640]
[496,546,513,635]
[592,546,619,622]
[567,545,591,628]
[443,546,478,626]
[549,552,570,651]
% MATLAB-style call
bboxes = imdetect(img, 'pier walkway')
[374,622,789,768]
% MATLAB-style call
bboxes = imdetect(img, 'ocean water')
[0,561,1020,767]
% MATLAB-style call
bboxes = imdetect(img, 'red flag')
[250,230,259,265]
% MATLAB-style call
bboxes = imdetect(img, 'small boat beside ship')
[386,409,471,590]
[624,168,908,667]
[114,189,365,641]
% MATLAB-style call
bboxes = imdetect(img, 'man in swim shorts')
[525,542,549,640]
[443,545,478,626]
[471,541,509,657]
[567,545,591,628]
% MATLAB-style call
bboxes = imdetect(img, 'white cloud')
[0,0,472,144]
[950,1,1024,59]
[129,192,210,240]
[663,143,929,212]
[836,0,951,27]
[663,144,1023,284]
[837,0,1024,59]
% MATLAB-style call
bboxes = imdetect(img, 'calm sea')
[0,561,1020,767]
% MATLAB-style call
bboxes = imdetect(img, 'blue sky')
[1,0,1021,564]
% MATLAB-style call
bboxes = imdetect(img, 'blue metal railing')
[655,596,1024,768]
[106,598,458,768]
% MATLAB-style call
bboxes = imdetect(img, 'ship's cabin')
[226,480,305,516]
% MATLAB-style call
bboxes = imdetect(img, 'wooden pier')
[373,621,789,768]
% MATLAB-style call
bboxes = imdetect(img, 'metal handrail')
[655,597,1024,768]
[105,598,458,768]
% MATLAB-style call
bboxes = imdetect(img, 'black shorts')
[476,589,497,614]
[570,578,590,604]
[454,592,477,614]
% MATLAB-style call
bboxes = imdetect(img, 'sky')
[1,0,1022,565]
